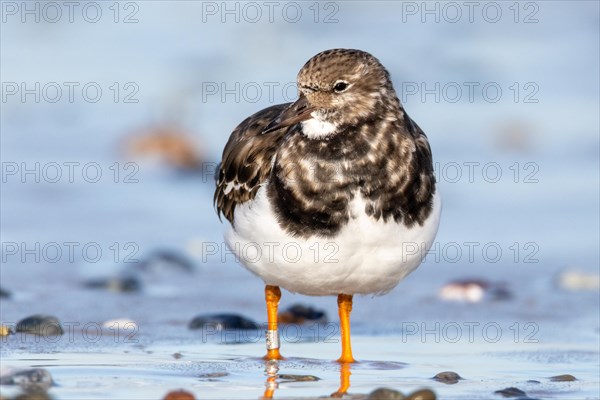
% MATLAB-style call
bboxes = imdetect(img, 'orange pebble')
[163,390,196,400]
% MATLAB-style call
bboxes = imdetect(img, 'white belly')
[226,185,442,296]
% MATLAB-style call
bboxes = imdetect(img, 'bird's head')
[263,49,401,138]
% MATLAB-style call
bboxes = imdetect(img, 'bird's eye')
[333,81,349,93]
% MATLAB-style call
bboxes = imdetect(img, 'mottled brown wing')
[400,113,437,226]
[214,103,292,224]
[405,114,435,175]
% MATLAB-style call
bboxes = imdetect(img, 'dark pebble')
[549,374,577,382]
[162,390,196,400]
[136,250,194,273]
[198,372,228,380]
[405,389,437,400]
[0,287,10,299]
[0,368,54,391]
[172,352,183,359]
[432,371,463,384]
[278,374,320,382]
[489,285,513,301]
[278,304,327,324]
[84,275,142,293]
[188,313,258,330]
[13,393,54,400]
[16,315,63,336]
[368,388,405,400]
[495,387,527,397]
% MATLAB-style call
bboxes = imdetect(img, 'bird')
[214,48,441,363]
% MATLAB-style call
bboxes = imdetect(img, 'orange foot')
[263,348,285,361]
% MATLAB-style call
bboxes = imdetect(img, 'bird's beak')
[263,95,316,134]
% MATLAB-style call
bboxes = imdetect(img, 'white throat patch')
[301,112,338,139]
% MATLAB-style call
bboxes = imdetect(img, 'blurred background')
[0,1,599,398]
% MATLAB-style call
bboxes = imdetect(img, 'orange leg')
[331,362,351,397]
[336,294,356,363]
[264,285,284,360]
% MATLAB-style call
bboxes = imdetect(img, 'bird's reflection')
[261,360,352,399]
[262,359,279,399]
[331,362,351,398]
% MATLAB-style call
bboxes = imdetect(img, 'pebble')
[136,250,194,273]
[0,287,10,298]
[124,127,204,171]
[278,304,327,324]
[549,374,577,382]
[0,368,54,391]
[439,280,485,302]
[197,372,228,380]
[162,390,196,400]
[101,318,138,330]
[13,393,54,400]
[368,388,436,400]
[15,315,63,336]
[405,390,437,400]
[432,371,463,384]
[557,270,600,291]
[278,374,320,382]
[1,324,13,337]
[172,352,183,359]
[188,313,258,330]
[367,388,405,400]
[84,275,142,293]
[439,279,511,302]
[493,120,534,152]
[494,387,527,397]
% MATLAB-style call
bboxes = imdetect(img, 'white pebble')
[102,318,138,330]
[558,270,600,291]
[439,282,485,303]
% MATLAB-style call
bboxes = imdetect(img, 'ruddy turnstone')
[215,49,441,363]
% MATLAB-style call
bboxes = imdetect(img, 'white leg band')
[266,329,280,350]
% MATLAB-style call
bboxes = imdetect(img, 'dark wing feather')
[214,103,291,224]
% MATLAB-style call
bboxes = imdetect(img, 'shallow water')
[2,259,599,399]
[2,338,599,399]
